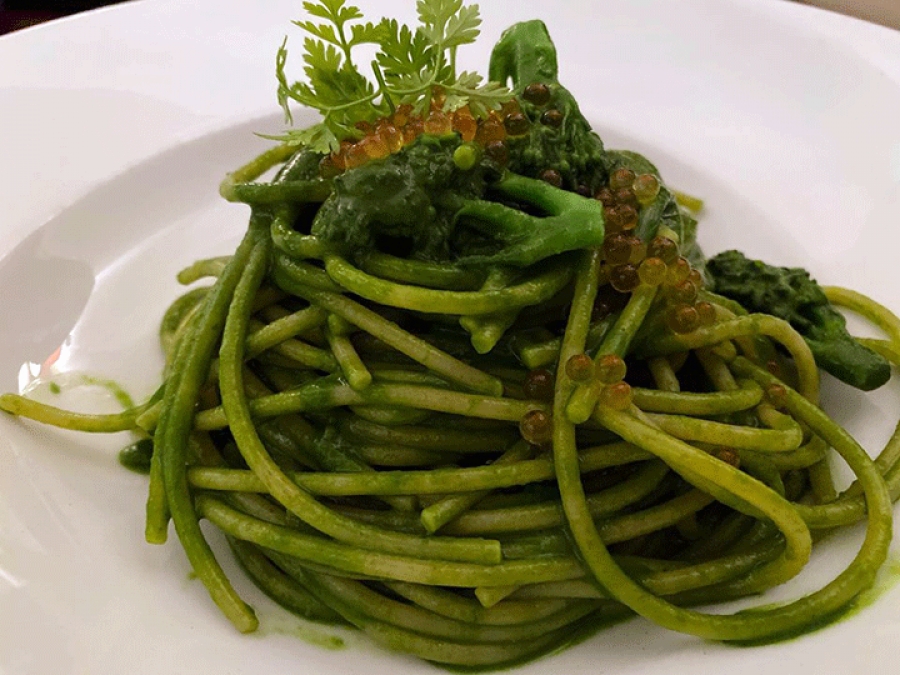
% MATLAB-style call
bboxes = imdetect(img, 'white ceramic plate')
[3,1,900,673]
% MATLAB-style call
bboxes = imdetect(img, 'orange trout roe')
[593,168,712,337]
[322,97,526,177]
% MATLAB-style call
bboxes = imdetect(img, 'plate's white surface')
[3,1,900,673]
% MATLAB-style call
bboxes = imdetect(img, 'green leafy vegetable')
[311,134,489,259]
[707,249,891,391]
[273,0,511,153]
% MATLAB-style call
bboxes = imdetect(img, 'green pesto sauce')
[727,552,900,647]
[118,438,153,474]
[289,625,346,651]
[839,553,900,617]
[442,606,634,674]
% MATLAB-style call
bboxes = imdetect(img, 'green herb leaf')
[439,3,482,49]
[293,20,339,46]
[302,0,363,27]
[376,19,433,77]
[260,124,339,154]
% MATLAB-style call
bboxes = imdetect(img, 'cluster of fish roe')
[318,90,532,177]
[593,168,712,335]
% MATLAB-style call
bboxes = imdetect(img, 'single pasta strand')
[642,411,803,452]
[218,142,299,200]
[824,286,900,346]
[245,305,328,358]
[0,394,151,432]
[226,179,332,205]
[647,356,681,392]
[187,440,651,500]
[420,441,533,533]
[358,251,486,290]
[638,314,820,403]
[155,221,268,633]
[190,380,542,431]
[566,284,658,424]
[631,379,762,415]
[323,253,575,316]
[339,415,515,452]
[325,314,372,390]
[695,346,740,391]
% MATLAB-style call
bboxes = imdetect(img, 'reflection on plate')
[3,2,900,674]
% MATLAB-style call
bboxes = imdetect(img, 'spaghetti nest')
[5,142,900,669]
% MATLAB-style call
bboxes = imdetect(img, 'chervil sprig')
[273,0,511,153]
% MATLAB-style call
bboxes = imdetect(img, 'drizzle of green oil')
[260,614,347,651]
[36,372,135,407]
[726,552,900,647]
[78,374,135,409]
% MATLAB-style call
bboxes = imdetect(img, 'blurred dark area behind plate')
[0,1,124,34]
[0,1,896,36]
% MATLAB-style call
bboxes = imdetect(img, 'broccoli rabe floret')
[488,20,609,194]
[707,250,890,391]
[488,22,704,277]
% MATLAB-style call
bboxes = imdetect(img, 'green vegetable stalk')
[707,250,891,391]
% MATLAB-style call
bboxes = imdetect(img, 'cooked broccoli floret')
[707,250,890,391]
[310,133,605,266]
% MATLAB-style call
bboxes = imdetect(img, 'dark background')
[0,1,896,36]
[0,1,123,34]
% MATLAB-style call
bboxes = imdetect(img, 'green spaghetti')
[3,1,900,669]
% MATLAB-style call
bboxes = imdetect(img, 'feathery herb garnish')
[273,0,511,153]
